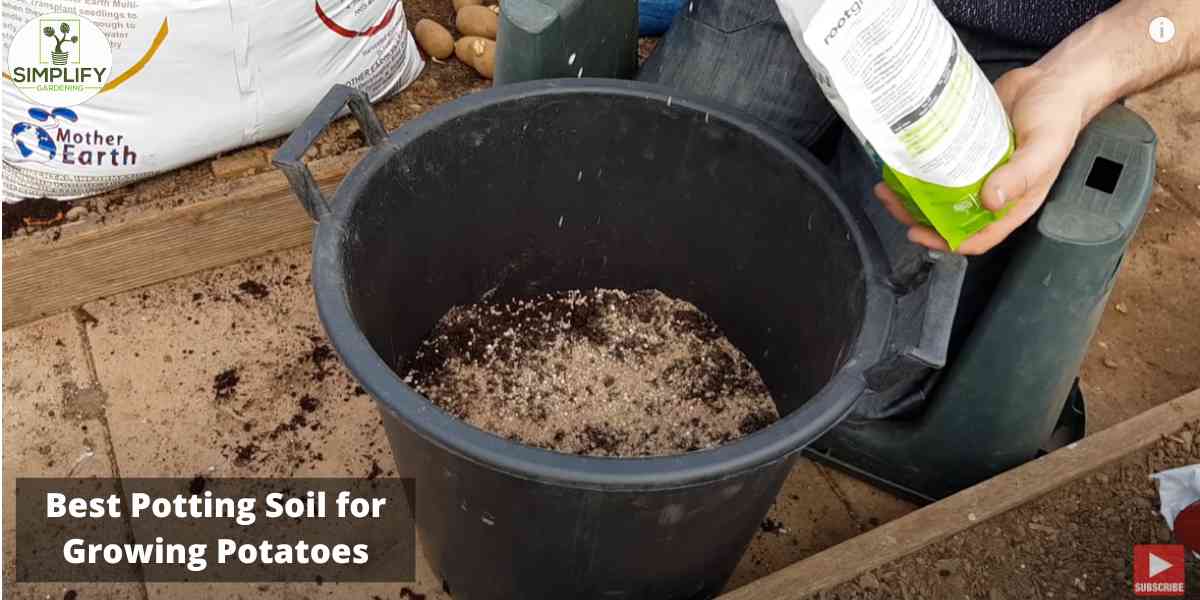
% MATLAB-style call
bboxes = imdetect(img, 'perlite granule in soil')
[399,289,780,457]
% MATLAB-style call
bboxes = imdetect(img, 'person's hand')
[874,64,1090,255]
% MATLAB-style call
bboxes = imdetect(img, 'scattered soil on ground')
[400,288,778,457]
[212,368,240,401]
[236,279,270,300]
[820,423,1200,599]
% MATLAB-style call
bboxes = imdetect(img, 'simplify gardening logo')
[8,12,113,106]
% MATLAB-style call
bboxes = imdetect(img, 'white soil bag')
[2,0,424,201]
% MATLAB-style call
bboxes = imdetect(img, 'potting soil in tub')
[399,289,780,457]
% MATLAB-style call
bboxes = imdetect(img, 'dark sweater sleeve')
[934,0,1119,48]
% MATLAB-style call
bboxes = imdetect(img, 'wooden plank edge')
[2,149,366,330]
[721,387,1200,600]
[2,147,365,261]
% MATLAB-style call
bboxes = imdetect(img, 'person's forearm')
[1033,0,1200,125]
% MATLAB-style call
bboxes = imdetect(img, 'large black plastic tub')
[274,80,959,599]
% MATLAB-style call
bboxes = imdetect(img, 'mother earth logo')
[10,106,139,168]
[8,12,113,106]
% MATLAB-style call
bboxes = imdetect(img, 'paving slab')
[818,465,918,532]
[726,459,880,590]
[3,314,144,599]
[81,247,448,600]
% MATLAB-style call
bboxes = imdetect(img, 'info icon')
[1134,544,1185,596]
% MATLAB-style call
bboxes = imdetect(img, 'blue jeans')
[636,0,1046,416]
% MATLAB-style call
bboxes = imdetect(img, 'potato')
[454,36,496,79]
[456,5,499,40]
[452,0,483,11]
[413,19,454,59]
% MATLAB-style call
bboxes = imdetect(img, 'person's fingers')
[980,118,1076,212]
[907,226,950,252]
[956,188,1047,254]
[873,182,917,226]
[873,182,952,251]
[874,66,1086,255]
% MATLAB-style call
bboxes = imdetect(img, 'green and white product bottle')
[775,0,1014,250]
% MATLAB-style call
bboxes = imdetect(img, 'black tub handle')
[273,84,389,221]
[861,250,966,411]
